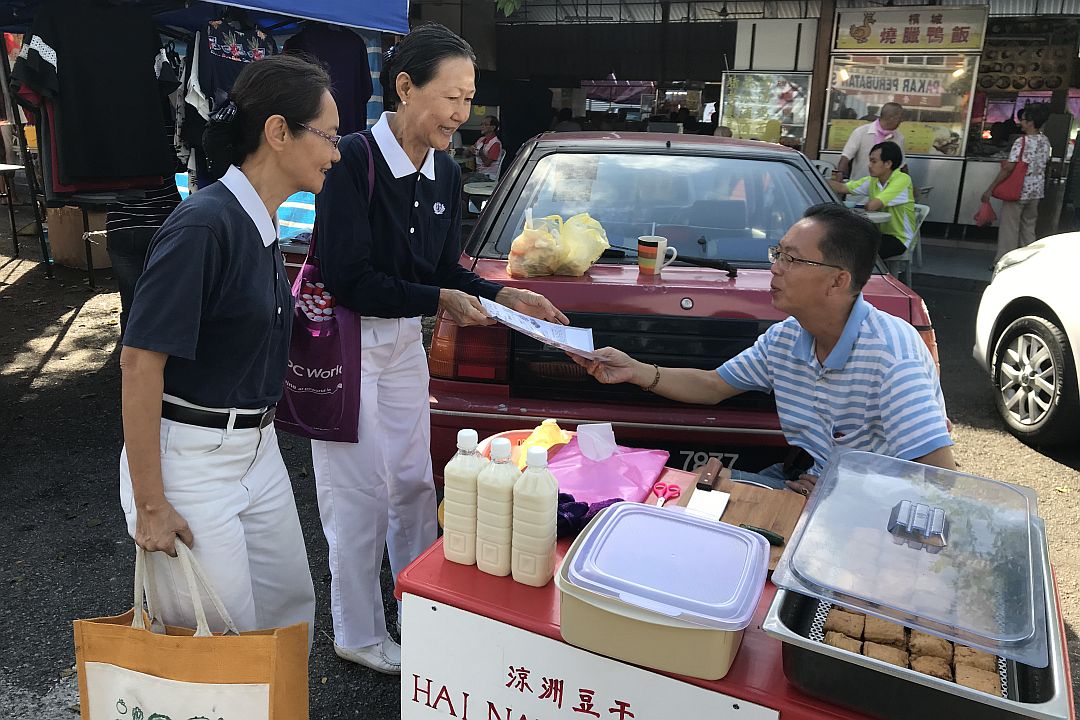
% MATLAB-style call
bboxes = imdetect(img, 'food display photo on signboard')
[825,54,979,157]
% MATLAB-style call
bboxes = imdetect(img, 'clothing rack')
[0,41,52,277]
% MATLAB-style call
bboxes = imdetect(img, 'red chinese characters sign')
[836,6,986,51]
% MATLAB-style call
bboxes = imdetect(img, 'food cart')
[396,448,1075,720]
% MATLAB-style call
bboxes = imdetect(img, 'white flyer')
[479,297,599,359]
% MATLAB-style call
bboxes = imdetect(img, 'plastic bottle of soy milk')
[442,429,486,565]
[475,438,520,576]
[511,446,559,587]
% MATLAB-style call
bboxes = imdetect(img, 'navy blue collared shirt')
[315,112,502,318]
[123,166,292,409]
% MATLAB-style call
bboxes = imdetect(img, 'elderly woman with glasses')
[573,204,955,495]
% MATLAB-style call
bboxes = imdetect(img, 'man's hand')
[495,287,569,324]
[568,347,646,386]
[785,473,817,497]
[439,289,495,327]
[134,500,193,557]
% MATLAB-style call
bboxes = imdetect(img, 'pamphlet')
[479,297,598,359]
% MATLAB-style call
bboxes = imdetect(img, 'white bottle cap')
[526,446,548,468]
[490,437,512,460]
[457,429,478,451]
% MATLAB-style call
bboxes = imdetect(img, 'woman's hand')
[495,287,569,325]
[439,289,495,326]
[568,346,645,386]
[134,499,193,556]
[981,190,992,203]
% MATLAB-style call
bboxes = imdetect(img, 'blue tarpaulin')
[0,0,408,34]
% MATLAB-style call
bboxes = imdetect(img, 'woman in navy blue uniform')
[312,24,566,673]
[118,54,341,644]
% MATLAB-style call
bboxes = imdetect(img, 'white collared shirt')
[371,112,436,180]
[219,165,278,247]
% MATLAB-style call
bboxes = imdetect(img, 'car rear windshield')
[488,151,823,265]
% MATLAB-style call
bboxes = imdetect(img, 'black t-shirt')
[198,20,278,113]
[123,174,292,409]
[11,0,175,181]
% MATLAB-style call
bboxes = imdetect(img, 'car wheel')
[992,315,1079,446]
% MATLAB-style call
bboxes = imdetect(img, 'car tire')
[991,315,1079,446]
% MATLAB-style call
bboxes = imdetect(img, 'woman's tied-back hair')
[380,23,477,109]
[203,53,332,181]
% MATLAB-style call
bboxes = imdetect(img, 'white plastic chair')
[812,160,835,178]
[886,203,930,286]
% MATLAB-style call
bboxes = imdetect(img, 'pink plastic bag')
[547,437,670,505]
[974,201,997,227]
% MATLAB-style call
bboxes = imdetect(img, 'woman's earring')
[402,100,407,106]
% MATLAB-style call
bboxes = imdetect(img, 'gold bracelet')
[643,363,661,392]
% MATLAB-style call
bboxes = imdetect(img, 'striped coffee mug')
[637,235,678,275]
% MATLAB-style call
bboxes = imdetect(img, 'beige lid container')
[555,504,768,680]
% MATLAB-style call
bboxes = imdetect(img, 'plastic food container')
[763,451,1068,720]
[555,502,769,680]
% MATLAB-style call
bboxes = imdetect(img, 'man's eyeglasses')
[298,123,342,150]
[768,246,844,271]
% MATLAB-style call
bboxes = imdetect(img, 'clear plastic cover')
[773,451,1049,667]
[566,503,769,631]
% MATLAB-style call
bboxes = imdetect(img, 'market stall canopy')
[0,0,408,34]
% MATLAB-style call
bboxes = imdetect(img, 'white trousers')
[120,417,316,645]
[310,316,438,649]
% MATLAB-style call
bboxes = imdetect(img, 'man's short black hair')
[871,140,903,171]
[802,204,880,292]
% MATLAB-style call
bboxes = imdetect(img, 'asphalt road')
[0,249,1076,718]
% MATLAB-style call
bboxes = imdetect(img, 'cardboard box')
[46,205,111,270]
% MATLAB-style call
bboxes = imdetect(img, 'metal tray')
[762,527,1070,720]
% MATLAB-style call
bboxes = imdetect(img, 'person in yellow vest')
[829,141,916,259]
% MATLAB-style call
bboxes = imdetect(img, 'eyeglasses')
[768,246,844,271]
[298,123,342,150]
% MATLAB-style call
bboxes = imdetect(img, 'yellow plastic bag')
[516,419,573,469]
[507,212,566,278]
[556,212,610,276]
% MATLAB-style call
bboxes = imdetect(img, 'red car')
[429,133,938,480]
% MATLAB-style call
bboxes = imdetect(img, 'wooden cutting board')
[656,466,806,570]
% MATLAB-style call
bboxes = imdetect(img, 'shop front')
[818,6,986,224]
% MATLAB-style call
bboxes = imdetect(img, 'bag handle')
[304,132,375,264]
[131,540,241,638]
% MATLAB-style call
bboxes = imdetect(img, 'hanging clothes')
[10,0,177,186]
[283,23,371,135]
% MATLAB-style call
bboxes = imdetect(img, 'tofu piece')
[824,631,862,654]
[911,655,953,681]
[909,630,953,662]
[863,640,909,668]
[955,645,997,673]
[824,608,865,639]
[863,615,907,648]
[956,664,1002,696]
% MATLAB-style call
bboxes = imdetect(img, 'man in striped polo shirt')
[572,204,954,495]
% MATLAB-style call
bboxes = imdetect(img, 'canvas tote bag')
[275,134,376,443]
[74,541,309,720]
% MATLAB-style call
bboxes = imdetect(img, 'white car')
[973,233,1079,445]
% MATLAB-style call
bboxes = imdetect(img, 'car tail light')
[429,310,510,383]
[917,327,941,375]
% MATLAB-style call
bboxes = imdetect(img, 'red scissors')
[651,481,682,507]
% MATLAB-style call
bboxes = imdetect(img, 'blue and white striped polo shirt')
[716,295,951,475]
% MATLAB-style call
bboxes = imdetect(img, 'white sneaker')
[334,637,401,675]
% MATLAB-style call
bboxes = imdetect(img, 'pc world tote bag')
[73,542,309,720]
[275,135,376,443]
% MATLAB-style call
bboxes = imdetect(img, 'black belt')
[162,401,276,430]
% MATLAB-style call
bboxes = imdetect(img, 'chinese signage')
[835,7,987,51]
[401,595,778,720]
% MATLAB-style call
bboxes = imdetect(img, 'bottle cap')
[490,437,512,460]
[457,428,478,451]
[526,446,548,468]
